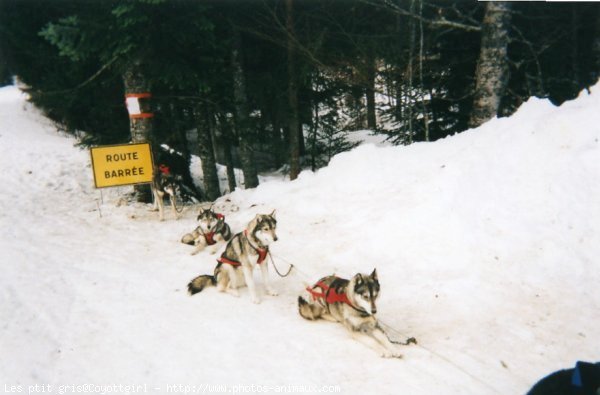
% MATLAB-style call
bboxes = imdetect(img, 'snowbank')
[1,83,599,394]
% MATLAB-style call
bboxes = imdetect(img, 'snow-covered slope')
[1,83,598,394]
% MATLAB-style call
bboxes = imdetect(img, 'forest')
[1,0,598,202]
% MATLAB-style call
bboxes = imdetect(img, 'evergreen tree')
[2,0,597,189]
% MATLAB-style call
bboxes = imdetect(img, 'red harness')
[204,232,217,245]
[158,164,171,175]
[306,281,352,306]
[217,230,268,267]
[202,214,225,246]
[217,256,243,267]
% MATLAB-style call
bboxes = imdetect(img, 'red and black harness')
[158,164,171,175]
[306,277,372,316]
[306,280,353,306]
[217,230,268,267]
[202,213,225,246]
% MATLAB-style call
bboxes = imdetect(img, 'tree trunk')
[122,62,153,203]
[297,117,305,155]
[231,26,259,189]
[406,0,416,143]
[571,8,580,92]
[269,102,285,169]
[594,8,600,81]
[366,57,377,130]
[172,103,202,200]
[224,144,237,193]
[311,93,319,172]
[418,0,430,142]
[286,0,301,181]
[394,15,403,122]
[171,103,191,162]
[0,33,12,86]
[217,113,237,193]
[469,2,512,128]
[195,104,221,201]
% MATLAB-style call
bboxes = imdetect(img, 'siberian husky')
[187,212,278,304]
[298,270,404,358]
[181,207,232,255]
[151,164,181,221]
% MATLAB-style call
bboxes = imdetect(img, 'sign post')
[90,143,154,188]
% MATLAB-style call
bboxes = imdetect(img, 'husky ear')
[254,214,263,223]
[270,209,276,219]
[355,273,363,286]
[371,268,378,281]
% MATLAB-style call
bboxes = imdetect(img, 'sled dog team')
[182,207,407,359]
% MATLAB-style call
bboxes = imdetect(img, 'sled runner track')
[378,320,503,395]
[269,251,504,395]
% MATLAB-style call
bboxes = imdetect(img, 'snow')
[344,129,390,147]
[1,82,599,395]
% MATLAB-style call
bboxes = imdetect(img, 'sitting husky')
[181,208,232,255]
[298,270,403,358]
[187,212,278,304]
[151,164,182,221]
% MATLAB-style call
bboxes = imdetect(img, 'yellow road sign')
[90,143,154,188]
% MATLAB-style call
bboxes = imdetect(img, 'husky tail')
[188,275,216,295]
[298,296,324,320]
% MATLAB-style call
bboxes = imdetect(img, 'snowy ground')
[1,83,599,395]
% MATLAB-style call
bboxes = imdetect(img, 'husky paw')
[252,297,261,304]
[225,288,240,298]
[266,288,279,296]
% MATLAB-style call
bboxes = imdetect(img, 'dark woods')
[1,0,598,201]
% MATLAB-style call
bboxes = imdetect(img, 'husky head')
[160,174,181,197]
[351,269,380,315]
[197,207,219,233]
[251,211,278,247]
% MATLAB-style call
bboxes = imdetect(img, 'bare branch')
[362,0,481,32]
[29,54,119,96]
